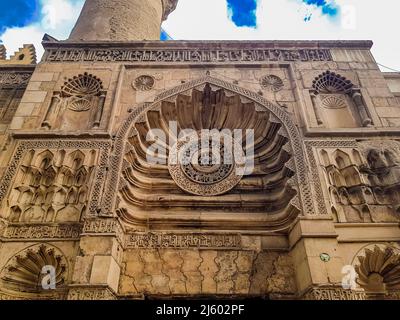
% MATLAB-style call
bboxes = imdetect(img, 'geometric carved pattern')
[168,130,245,196]
[355,246,400,293]
[0,73,32,86]
[5,149,97,223]
[307,139,400,220]
[0,244,67,294]
[0,140,111,218]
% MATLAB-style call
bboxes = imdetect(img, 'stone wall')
[0,40,400,299]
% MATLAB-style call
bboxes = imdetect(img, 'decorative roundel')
[168,131,246,196]
[320,95,347,109]
[260,75,284,92]
[133,75,155,91]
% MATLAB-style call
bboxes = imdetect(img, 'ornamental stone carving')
[355,246,400,296]
[44,48,333,63]
[2,149,98,223]
[318,142,400,223]
[311,71,372,127]
[0,244,68,296]
[168,130,245,196]
[260,75,284,92]
[133,75,155,91]
[0,72,31,86]
[117,81,299,230]
[42,72,106,130]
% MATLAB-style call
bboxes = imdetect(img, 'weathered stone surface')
[0,0,400,301]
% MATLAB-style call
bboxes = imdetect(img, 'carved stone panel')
[310,140,400,221]
[0,244,68,299]
[117,80,300,230]
[0,140,111,221]
[0,72,32,124]
[42,73,106,130]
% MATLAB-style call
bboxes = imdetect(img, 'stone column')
[42,93,60,129]
[68,0,178,41]
[352,92,372,127]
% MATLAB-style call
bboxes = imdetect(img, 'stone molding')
[126,233,242,250]
[43,47,333,64]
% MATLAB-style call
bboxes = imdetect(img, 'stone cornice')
[42,39,373,50]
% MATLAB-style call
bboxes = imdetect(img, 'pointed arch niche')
[310,71,372,128]
[103,76,315,231]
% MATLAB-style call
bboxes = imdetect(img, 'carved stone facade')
[0,0,400,300]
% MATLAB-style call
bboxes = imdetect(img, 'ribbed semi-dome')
[118,84,298,229]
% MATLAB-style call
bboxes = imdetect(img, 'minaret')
[68,0,178,41]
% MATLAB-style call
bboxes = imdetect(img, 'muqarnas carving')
[3,149,98,223]
[319,146,400,223]
[311,71,372,128]
[118,83,298,230]
[0,244,67,296]
[42,72,106,130]
[355,245,400,297]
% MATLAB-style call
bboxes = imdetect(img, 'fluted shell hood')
[118,83,299,230]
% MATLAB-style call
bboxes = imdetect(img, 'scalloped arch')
[101,76,314,216]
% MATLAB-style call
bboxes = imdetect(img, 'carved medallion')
[260,75,284,92]
[168,131,245,196]
[133,75,155,91]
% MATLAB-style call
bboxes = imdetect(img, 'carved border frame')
[102,75,315,217]
[0,139,112,218]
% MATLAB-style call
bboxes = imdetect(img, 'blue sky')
[0,0,399,71]
[0,0,40,33]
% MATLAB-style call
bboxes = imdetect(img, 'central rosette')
[168,130,245,196]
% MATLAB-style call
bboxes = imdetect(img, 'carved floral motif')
[133,75,155,91]
[260,75,284,92]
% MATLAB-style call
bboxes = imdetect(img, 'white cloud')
[163,0,400,71]
[0,0,84,60]
[1,0,399,72]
